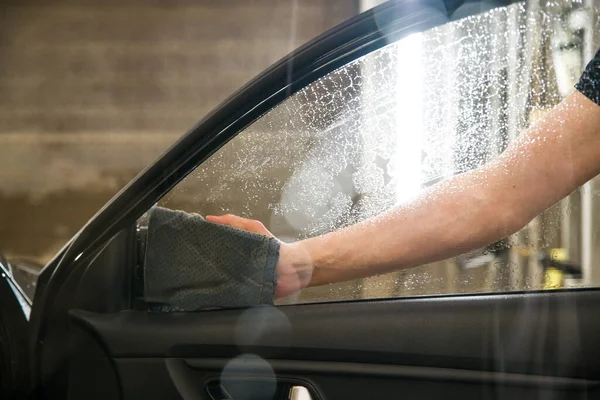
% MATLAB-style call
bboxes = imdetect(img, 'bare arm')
[208,91,600,297]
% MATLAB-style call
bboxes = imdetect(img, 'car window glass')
[156,0,600,304]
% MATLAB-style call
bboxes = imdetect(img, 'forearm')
[300,91,600,287]
[206,92,600,295]
[302,166,522,286]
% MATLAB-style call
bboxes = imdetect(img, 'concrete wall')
[0,0,357,263]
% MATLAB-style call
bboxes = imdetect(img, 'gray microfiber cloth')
[143,207,279,311]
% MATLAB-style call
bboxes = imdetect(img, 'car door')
[17,0,600,398]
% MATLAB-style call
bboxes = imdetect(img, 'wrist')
[274,241,314,298]
[297,235,332,288]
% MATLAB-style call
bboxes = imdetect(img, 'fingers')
[206,214,274,237]
[205,214,242,228]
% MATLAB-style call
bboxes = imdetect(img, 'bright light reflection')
[395,33,423,204]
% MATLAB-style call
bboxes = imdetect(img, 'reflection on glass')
[395,33,423,204]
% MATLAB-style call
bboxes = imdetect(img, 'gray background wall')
[0,0,357,264]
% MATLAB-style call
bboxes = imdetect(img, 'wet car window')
[158,1,600,304]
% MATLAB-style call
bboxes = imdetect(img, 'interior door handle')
[289,386,312,400]
[205,382,314,400]
[168,358,320,400]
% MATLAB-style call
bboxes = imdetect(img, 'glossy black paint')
[26,0,519,394]
[0,255,32,317]
[0,255,30,397]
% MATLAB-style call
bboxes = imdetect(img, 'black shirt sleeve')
[575,48,600,106]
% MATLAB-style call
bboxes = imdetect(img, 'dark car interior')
[39,227,600,399]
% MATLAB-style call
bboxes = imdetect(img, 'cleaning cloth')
[143,207,279,311]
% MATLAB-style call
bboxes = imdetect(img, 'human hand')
[205,214,313,299]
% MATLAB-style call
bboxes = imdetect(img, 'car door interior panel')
[66,289,600,399]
